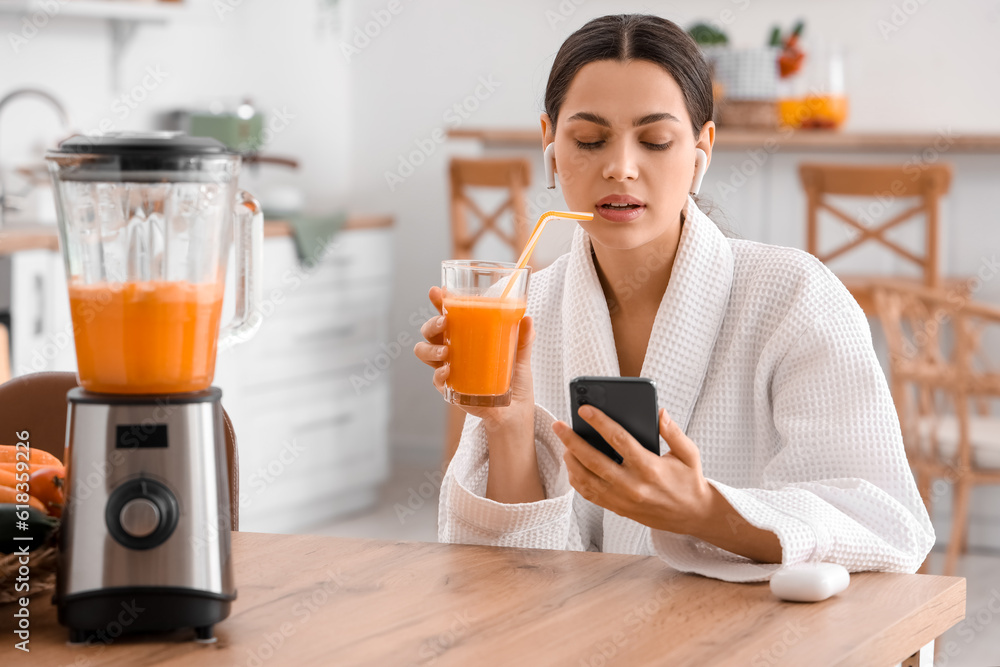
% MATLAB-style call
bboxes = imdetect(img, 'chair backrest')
[873,283,999,469]
[799,163,952,286]
[449,157,533,264]
[0,372,241,530]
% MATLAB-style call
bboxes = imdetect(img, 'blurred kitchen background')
[1,1,999,660]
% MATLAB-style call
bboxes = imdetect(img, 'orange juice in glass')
[68,280,226,394]
[441,260,530,407]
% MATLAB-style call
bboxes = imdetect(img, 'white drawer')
[251,302,389,356]
[243,365,389,421]
[240,407,387,476]
[258,228,393,293]
[270,280,390,328]
[241,341,382,390]
[315,228,393,284]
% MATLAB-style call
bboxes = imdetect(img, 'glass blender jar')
[45,132,262,394]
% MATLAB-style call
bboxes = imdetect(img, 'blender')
[45,132,262,642]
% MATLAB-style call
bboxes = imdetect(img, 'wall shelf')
[447,127,1000,153]
[0,1,188,92]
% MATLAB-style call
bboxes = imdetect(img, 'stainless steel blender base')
[56,388,236,641]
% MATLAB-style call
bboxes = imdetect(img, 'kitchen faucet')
[0,87,73,228]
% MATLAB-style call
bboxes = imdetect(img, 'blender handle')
[218,190,263,352]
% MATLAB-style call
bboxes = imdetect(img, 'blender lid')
[46,132,239,181]
[50,131,235,157]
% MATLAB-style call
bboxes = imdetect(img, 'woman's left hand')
[552,406,713,535]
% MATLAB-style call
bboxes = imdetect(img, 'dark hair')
[544,14,714,138]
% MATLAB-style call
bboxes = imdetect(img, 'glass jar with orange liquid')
[777,41,849,130]
[45,133,262,394]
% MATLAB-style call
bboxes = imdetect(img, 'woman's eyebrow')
[633,112,681,126]
[565,111,681,127]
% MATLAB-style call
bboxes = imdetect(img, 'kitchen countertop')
[448,127,1000,152]
[0,215,394,255]
[0,531,965,665]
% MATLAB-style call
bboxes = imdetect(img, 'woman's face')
[543,59,713,251]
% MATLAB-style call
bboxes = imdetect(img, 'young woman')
[414,14,933,582]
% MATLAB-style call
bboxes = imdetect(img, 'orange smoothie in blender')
[68,280,225,394]
[443,295,527,398]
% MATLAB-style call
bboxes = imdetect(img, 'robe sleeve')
[438,404,602,551]
[650,303,936,582]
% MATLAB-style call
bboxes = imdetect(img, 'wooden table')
[0,532,965,666]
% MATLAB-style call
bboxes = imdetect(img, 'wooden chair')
[445,157,533,470]
[873,284,1000,576]
[0,323,9,385]
[0,372,242,530]
[450,157,533,262]
[799,163,959,315]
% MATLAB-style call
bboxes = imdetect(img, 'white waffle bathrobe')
[438,197,934,582]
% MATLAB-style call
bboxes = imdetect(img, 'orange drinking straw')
[500,210,594,299]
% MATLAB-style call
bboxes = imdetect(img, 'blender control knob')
[106,478,179,550]
[119,498,161,538]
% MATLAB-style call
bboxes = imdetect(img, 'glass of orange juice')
[441,260,530,407]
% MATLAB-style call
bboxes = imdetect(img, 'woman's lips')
[595,195,646,222]
[596,202,646,222]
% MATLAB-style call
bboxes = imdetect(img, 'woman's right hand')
[413,286,536,432]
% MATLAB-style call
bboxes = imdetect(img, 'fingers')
[414,341,448,369]
[552,420,620,481]
[432,363,449,396]
[429,286,444,315]
[420,314,446,344]
[562,445,608,499]
[415,310,447,369]
[575,405,650,466]
[659,409,701,472]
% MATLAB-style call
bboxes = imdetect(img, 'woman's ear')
[695,120,715,171]
[540,112,555,149]
[541,113,557,189]
[691,121,715,195]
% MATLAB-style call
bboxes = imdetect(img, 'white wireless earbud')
[544,143,556,189]
[691,148,708,195]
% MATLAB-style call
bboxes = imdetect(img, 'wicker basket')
[716,99,780,129]
[0,527,59,604]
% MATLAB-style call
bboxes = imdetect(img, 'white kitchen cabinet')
[214,226,394,534]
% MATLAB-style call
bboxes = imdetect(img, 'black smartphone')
[569,376,660,464]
